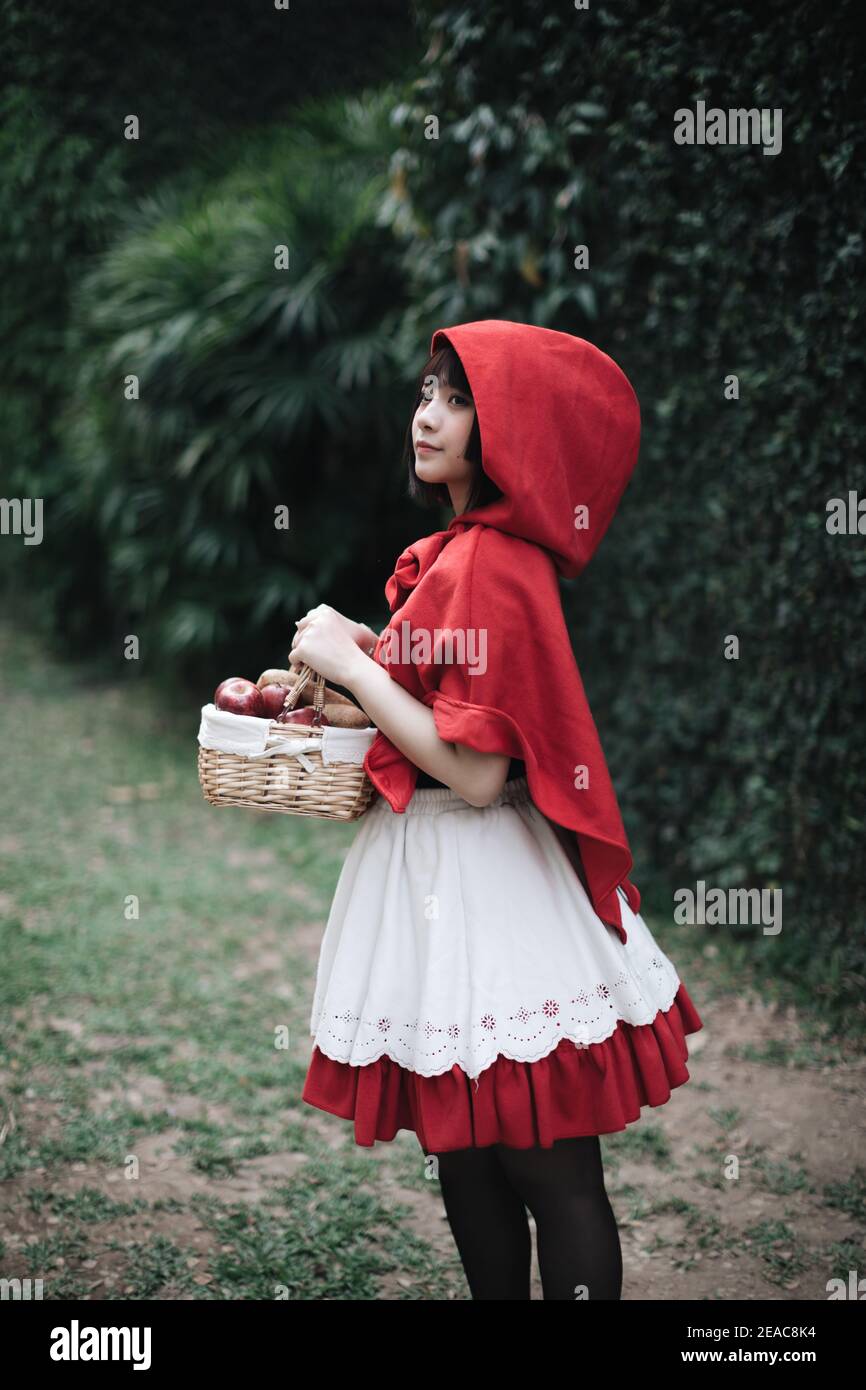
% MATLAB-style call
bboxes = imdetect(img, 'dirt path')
[299,948,866,1300]
[6,943,860,1303]
[1,622,862,1299]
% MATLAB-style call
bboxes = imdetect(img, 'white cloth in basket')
[197,703,376,770]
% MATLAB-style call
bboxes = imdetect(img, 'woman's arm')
[344,653,511,807]
[350,621,383,653]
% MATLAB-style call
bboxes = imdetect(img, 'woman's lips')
[416,441,441,452]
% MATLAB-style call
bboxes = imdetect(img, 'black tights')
[431,1136,622,1300]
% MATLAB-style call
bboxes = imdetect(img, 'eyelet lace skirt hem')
[301,980,703,1152]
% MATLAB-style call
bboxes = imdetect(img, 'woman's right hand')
[292,607,378,660]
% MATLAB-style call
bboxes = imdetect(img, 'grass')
[0,620,457,1299]
[2,616,863,1302]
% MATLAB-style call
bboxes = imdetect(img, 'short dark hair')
[401,342,503,515]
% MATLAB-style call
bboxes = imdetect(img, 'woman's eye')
[418,389,471,407]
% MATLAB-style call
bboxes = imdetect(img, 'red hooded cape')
[362,320,642,944]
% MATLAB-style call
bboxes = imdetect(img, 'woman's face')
[412,373,476,513]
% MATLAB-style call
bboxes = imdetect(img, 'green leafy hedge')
[0,0,418,665]
[379,0,866,1025]
[2,0,862,1025]
[7,99,429,683]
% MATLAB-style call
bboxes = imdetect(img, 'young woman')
[292,320,704,1300]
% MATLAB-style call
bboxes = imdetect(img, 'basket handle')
[282,660,327,725]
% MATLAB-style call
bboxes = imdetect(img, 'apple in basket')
[258,666,370,729]
[277,706,330,726]
[258,683,293,719]
[214,677,266,717]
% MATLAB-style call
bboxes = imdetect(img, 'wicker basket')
[197,662,378,821]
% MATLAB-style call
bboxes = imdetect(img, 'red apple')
[259,683,293,719]
[215,677,266,717]
[277,706,330,726]
[214,676,241,704]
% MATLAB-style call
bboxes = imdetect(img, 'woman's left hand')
[289,605,364,688]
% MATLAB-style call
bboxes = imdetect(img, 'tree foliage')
[2,0,863,1023]
[384,0,866,1021]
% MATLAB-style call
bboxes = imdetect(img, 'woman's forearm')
[351,621,382,653]
[344,650,506,807]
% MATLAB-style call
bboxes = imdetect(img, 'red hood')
[365,320,642,944]
[439,320,638,577]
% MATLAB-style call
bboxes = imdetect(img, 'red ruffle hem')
[301,982,704,1153]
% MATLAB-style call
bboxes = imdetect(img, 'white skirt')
[310,776,687,1083]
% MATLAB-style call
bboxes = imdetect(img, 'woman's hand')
[289,605,368,687]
